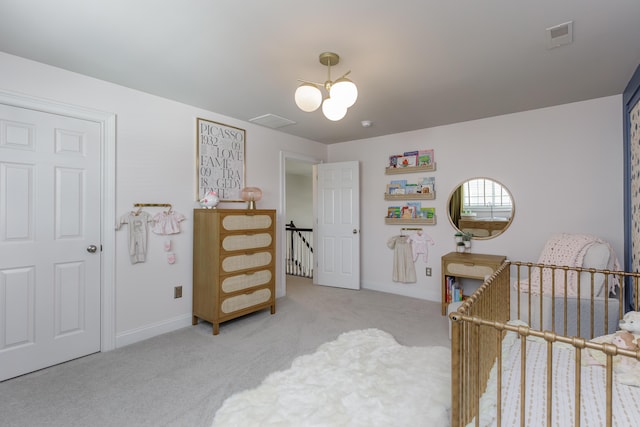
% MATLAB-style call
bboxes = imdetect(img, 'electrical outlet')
[425,267,432,277]
[174,285,182,299]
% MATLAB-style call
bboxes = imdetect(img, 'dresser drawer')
[221,269,272,293]
[221,214,272,231]
[220,288,272,314]
[221,232,272,251]
[221,251,272,273]
[445,262,496,278]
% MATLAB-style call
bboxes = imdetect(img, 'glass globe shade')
[241,186,262,209]
[329,78,358,108]
[322,98,347,121]
[294,83,322,112]
[241,187,262,202]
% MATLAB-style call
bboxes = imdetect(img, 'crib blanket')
[518,233,619,297]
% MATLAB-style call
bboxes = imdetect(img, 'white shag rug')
[212,328,451,427]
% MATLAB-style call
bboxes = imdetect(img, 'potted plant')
[462,232,472,252]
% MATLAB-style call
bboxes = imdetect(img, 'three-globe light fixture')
[294,52,358,121]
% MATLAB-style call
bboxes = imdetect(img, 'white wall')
[0,50,625,345]
[0,52,327,346]
[328,96,624,302]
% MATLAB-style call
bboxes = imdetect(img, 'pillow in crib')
[579,243,610,298]
[582,333,614,367]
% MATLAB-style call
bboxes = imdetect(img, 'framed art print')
[196,118,246,202]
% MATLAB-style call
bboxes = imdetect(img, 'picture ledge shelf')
[385,217,437,225]
[384,192,435,201]
[385,164,436,174]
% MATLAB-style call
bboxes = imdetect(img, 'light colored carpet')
[213,328,451,427]
[0,276,449,427]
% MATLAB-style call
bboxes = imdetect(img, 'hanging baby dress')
[407,231,435,263]
[151,210,186,235]
[151,210,186,264]
[386,235,417,283]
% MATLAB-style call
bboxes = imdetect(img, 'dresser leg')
[192,315,199,325]
[270,304,276,315]
[213,323,219,335]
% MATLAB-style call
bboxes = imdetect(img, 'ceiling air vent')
[249,114,296,129]
[546,21,573,49]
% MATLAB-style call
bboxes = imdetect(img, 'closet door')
[0,104,102,381]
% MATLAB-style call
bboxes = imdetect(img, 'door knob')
[87,245,98,253]
[352,229,358,234]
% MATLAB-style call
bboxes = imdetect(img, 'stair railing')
[285,221,313,278]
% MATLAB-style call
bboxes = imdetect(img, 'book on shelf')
[390,179,407,188]
[400,205,415,218]
[388,154,402,168]
[387,206,401,218]
[405,183,419,194]
[446,277,465,303]
[446,276,456,303]
[407,201,422,217]
[419,207,435,219]
[396,155,417,168]
[453,284,461,302]
[418,149,434,167]
[421,176,435,194]
[386,183,401,194]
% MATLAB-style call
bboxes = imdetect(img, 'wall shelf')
[385,164,436,174]
[385,217,436,225]
[384,192,435,201]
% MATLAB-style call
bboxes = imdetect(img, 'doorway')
[280,152,318,296]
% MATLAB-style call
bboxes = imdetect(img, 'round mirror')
[447,177,515,240]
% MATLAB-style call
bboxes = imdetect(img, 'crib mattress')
[474,331,640,427]
[510,287,619,339]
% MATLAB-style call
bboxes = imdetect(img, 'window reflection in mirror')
[447,177,515,240]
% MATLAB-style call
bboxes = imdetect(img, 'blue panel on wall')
[623,63,640,311]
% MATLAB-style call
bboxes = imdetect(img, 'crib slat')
[546,339,553,427]
[606,353,613,427]
[574,346,581,427]
[520,337,526,427]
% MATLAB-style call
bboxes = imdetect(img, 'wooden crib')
[450,261,640,427]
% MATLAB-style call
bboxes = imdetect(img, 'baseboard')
[115,313,193,348]
[362,280,437,301]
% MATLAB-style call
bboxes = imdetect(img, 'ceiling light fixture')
[294,52,358,121]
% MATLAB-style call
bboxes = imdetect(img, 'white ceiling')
[1,1,639,144]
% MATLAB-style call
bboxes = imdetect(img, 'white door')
[0,104,102,381]
[313,161,360,290]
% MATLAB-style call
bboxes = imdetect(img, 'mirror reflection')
[447,177,515,240]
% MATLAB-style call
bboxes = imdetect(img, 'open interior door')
[313,161,360,290]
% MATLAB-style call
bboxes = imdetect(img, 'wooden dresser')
[441,252,506,315]
[192,208,276,335]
